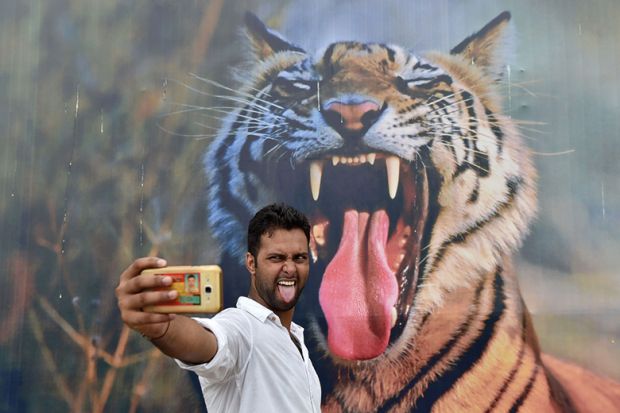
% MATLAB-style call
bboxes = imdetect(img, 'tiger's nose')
[322,100,383,138]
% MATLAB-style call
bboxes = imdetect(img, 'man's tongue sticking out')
[278,283,296,304]
[319,209,398,360]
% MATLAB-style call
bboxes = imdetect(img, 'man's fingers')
[116,257,178,337]
[120,273,173,295]
[119,257,167,282]
[116,257,168,297]
[120,289,178,311]
[123,310,175,326]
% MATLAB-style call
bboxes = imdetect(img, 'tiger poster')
[1,0,619,412]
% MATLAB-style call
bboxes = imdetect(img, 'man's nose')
[282,259,296,274]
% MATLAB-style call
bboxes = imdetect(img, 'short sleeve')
[174,309,252,383]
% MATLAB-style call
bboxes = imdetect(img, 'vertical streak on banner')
[138,159,145,248]
[601,182,606,218]
[506,64,512,117]
[58,83,80,301]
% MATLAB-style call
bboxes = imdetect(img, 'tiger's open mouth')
[277,151,430,361]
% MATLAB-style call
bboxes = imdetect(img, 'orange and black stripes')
[412,270,507,410]
[207,12,620,413]
[425,175,523,276]
[381,275,489,411]
[484,311,529,412]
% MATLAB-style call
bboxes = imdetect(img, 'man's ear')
[244,12,306,60]
[245,252,256,275]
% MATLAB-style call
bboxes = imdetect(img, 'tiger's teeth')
[329,152,377,166]
[310,161,324,201]
[386,156,400,199]
[309,234,318,263]
[312,222,327,246]
[391,307,398,328]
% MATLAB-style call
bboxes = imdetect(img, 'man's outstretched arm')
[115,257,218,364]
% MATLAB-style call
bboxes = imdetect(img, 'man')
[116,203,321,412]
[186,274,199,294]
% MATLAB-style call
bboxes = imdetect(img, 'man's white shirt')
[176,297,321,413]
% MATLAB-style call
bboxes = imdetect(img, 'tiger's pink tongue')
[319,209,398,360]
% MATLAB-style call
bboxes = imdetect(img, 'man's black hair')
[247,203,311,257]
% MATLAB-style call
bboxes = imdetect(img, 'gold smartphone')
[142,265,223,314]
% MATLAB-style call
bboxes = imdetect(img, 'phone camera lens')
[205,286,212,294]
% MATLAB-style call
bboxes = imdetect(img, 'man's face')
[246,228,310,313]
[187,276,196,288]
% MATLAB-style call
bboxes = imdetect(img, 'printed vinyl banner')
[1,0,619,411]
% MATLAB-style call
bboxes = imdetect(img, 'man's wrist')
[142,320,171,341]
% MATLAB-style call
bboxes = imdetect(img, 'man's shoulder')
[214,306,248,320]
[189,306,248,329]
[191,307,254,342]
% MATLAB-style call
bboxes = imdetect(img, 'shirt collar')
[236,297,304,333]
[236,296,273,322]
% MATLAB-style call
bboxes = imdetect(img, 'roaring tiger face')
[204,11,620,413]
[208,10,535,358]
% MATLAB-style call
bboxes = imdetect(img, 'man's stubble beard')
[254,265,304,312]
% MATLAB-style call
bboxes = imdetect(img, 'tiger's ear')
[450,11,513,79]
[244,12,306,60]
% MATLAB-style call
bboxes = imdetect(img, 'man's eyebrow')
[266,252,308,257]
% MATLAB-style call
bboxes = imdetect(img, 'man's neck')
[276,309,294,331]
[247,293,295,331]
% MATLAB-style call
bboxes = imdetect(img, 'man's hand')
[116,257,177,340]
[116,257,219,364]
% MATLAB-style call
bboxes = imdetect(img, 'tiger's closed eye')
[272,77,317,97]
